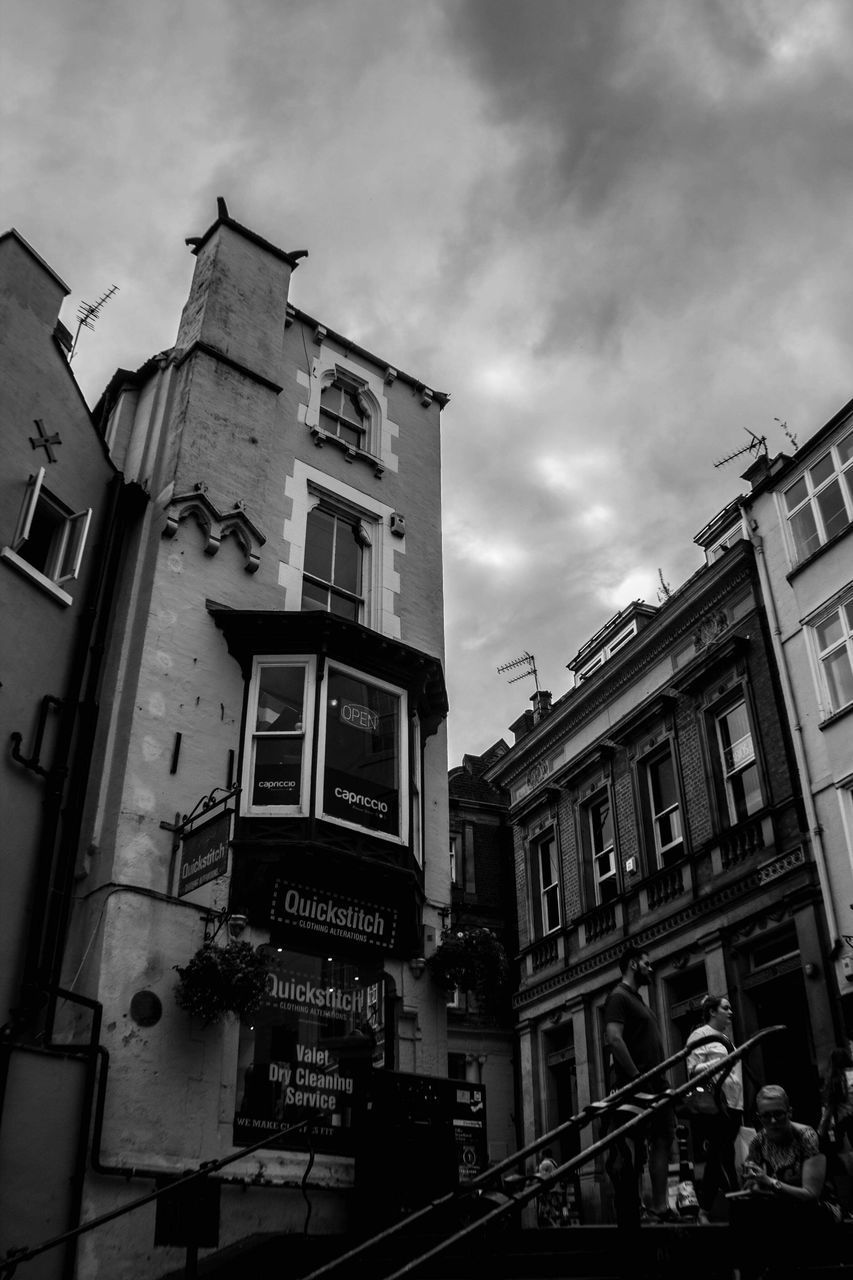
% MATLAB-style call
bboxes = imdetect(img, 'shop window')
[319,663,407,842]
[234,948,385,1156]
[813,597,853,714]
[301,503,369,622]
[529,831,561,936]
[242,658,408,843]
[244,659,314,814]
[714,699,762,825]
[640,747,684,869]
[783,428,853,561]
[2,467,92,601]
[582,793,619,906]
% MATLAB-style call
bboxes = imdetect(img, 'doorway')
[746,968,818,1125]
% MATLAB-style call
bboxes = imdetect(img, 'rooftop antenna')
[497,651,540,693]
[713,429,767,470]
[70,284,120,360]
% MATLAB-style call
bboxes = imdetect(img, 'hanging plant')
[173,941,270,1026]
[425,927,510,1015]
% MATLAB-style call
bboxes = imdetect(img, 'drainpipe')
[743,515,840,946]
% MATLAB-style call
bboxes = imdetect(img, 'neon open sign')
[338,700,379,733]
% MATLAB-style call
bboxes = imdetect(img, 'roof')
[0,227,70,295]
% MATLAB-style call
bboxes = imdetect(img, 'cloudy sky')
[4,0,853,763]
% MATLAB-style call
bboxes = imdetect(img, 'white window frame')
[2,468,92,603]
[644,750,683,868]
[783,427,853,563]
[300,498,371,621]
[576,622,638,684]
[530,831,561,936]
[587,794,618,906]
[242,656,316,817]
[281,462,398,637]
[811,591,853,716]
[715,699,762,825]
[316,659,409,845]
[449,832,461,885]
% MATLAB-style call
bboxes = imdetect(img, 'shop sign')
[451,1082,488,1183]
[177,809,231,897]
[233,949,383,1155]
[338,699,379,732]
[270,880,398,952]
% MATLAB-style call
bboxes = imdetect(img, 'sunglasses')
[758,1110,788,1124]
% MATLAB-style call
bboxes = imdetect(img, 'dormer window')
[576,622,638,683]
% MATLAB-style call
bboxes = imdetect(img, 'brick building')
[486,525,838,1221]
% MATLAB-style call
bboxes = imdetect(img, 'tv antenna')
[497,651,540,692]
[713,429,767,470]
[70,284,120,360]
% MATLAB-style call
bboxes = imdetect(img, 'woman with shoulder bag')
[685,994,743,1224]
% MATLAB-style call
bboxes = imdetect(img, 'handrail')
[299,1025,784,1280]
[0,1112,331,1278]
[1,1026,780,1279]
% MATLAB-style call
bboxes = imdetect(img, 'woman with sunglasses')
[731,1085,841,1277]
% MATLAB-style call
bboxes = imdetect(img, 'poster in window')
[322,669,400,836]
[233,948,385,1155]
[252,738,302,806]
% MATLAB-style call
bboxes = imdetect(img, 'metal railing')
[298,1025,785,1280]
[1,1026,783,1280]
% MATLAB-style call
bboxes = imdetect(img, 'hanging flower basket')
[173,941,270,1026]
[425,927,510,1014]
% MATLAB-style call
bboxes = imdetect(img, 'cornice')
[493,558,756,789]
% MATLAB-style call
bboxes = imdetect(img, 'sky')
[4,0,853,765]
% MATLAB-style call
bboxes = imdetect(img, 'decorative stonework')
[757,846,805,885]
[162,486,265,573]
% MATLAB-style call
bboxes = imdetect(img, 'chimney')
[531,690,552,723]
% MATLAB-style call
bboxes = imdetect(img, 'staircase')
[160,1221,853,1280]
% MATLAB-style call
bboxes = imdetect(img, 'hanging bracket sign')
[177,808,232,897]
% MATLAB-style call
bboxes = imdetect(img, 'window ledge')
[309,426,384,477]
[817,701,853,732]
[1,547,72,606]
[787,519,853,581]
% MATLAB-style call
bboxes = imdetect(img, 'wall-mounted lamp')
[408,956,426,980]
[804,962,820,980]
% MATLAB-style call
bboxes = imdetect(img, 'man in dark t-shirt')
[603,944,676,1223]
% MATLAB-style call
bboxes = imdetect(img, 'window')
[450,833,461,885]
[784,428,853,561]
[530,832,561,935]
[715,700,761,824]
[586,796,618,905]
[319,379,368,449]
[576,622,638,683]
[643,750,683,868]
[319,664,406,841]
[814,600,853,714]
[243,658,408,841]
[245,659,313,813]
[301,504,368,621]
[2,468,92,597]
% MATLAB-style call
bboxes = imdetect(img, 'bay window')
[242,655,407,842]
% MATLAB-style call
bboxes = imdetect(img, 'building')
[5,202,454,1278]
[486,530,839,1222]
[0,229,138,1276]
[446,741,518,1165]
[739,408,853,1031]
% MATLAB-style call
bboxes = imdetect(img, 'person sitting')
[729,1084,841,1277]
